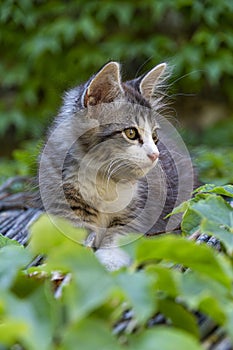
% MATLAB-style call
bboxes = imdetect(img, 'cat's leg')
[95,246,131,271]
[93,229,132,271]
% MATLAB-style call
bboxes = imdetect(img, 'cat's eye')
[124,128,139,140]
[152,131,158,144]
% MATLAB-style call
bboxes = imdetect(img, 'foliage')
[182,117,233,185]
[1,0,233,138]
[0,185,233,349]
[170,184,233,251]
[0,140,40,185]
[1,0,233,182]
[193,147,233,185]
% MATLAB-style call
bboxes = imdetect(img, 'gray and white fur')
[38,62,193,270]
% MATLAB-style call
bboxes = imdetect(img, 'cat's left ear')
[139,63,167,101]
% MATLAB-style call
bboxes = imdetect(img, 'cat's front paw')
[95,248,131,271]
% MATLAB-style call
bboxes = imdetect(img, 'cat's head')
[65,61,168,181]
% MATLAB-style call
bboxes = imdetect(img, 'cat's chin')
[130,158,158,178]
[132,167,150,179]
[134,161,157,178]
[112,161,155,182]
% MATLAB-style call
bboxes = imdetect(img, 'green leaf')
[200,219,233,254]
[146,265,180,298]
[61,318,123,350]
[29,214,87,255]
[179,270,231,322]
[0,233,21,248]
[195,184,233,197]
[165,200,189,218]
[158,299,199,337]
[30,215,116,322]
[181,207,201,235]
[47,239,115,321]
[128,327,204,350]
[135,235,231,288]
[0,320,28,346]
[225,306,233,342]
[63,257,114,322]
[199,295,226,325]
[11,269,46,298]
[0,245,32,290]
[1,285,58,350]
[192,195,233,227]
[116,270,156,323]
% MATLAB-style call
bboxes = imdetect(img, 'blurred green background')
[0,0,233,185]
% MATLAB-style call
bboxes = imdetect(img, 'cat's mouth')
[110,158,156,181]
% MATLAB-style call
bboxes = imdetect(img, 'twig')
[0,176,30,193]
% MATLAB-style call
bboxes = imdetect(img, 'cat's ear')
[139,63,167,101]
[84,62,123,106]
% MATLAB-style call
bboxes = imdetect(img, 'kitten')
[38,62,194,270]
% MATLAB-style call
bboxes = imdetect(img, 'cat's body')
[38,62,194,270]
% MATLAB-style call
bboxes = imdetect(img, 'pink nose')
[147,152,159,162]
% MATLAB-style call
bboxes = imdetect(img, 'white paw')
[95,248,131,271]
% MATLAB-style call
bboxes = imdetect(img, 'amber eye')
[124,127,139,140]
[152,131,158,144]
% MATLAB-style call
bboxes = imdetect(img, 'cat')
[38,61,194,270]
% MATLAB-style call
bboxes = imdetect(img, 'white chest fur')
[80,176,137,227]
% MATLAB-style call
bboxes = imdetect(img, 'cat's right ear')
[83,62,123,107]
